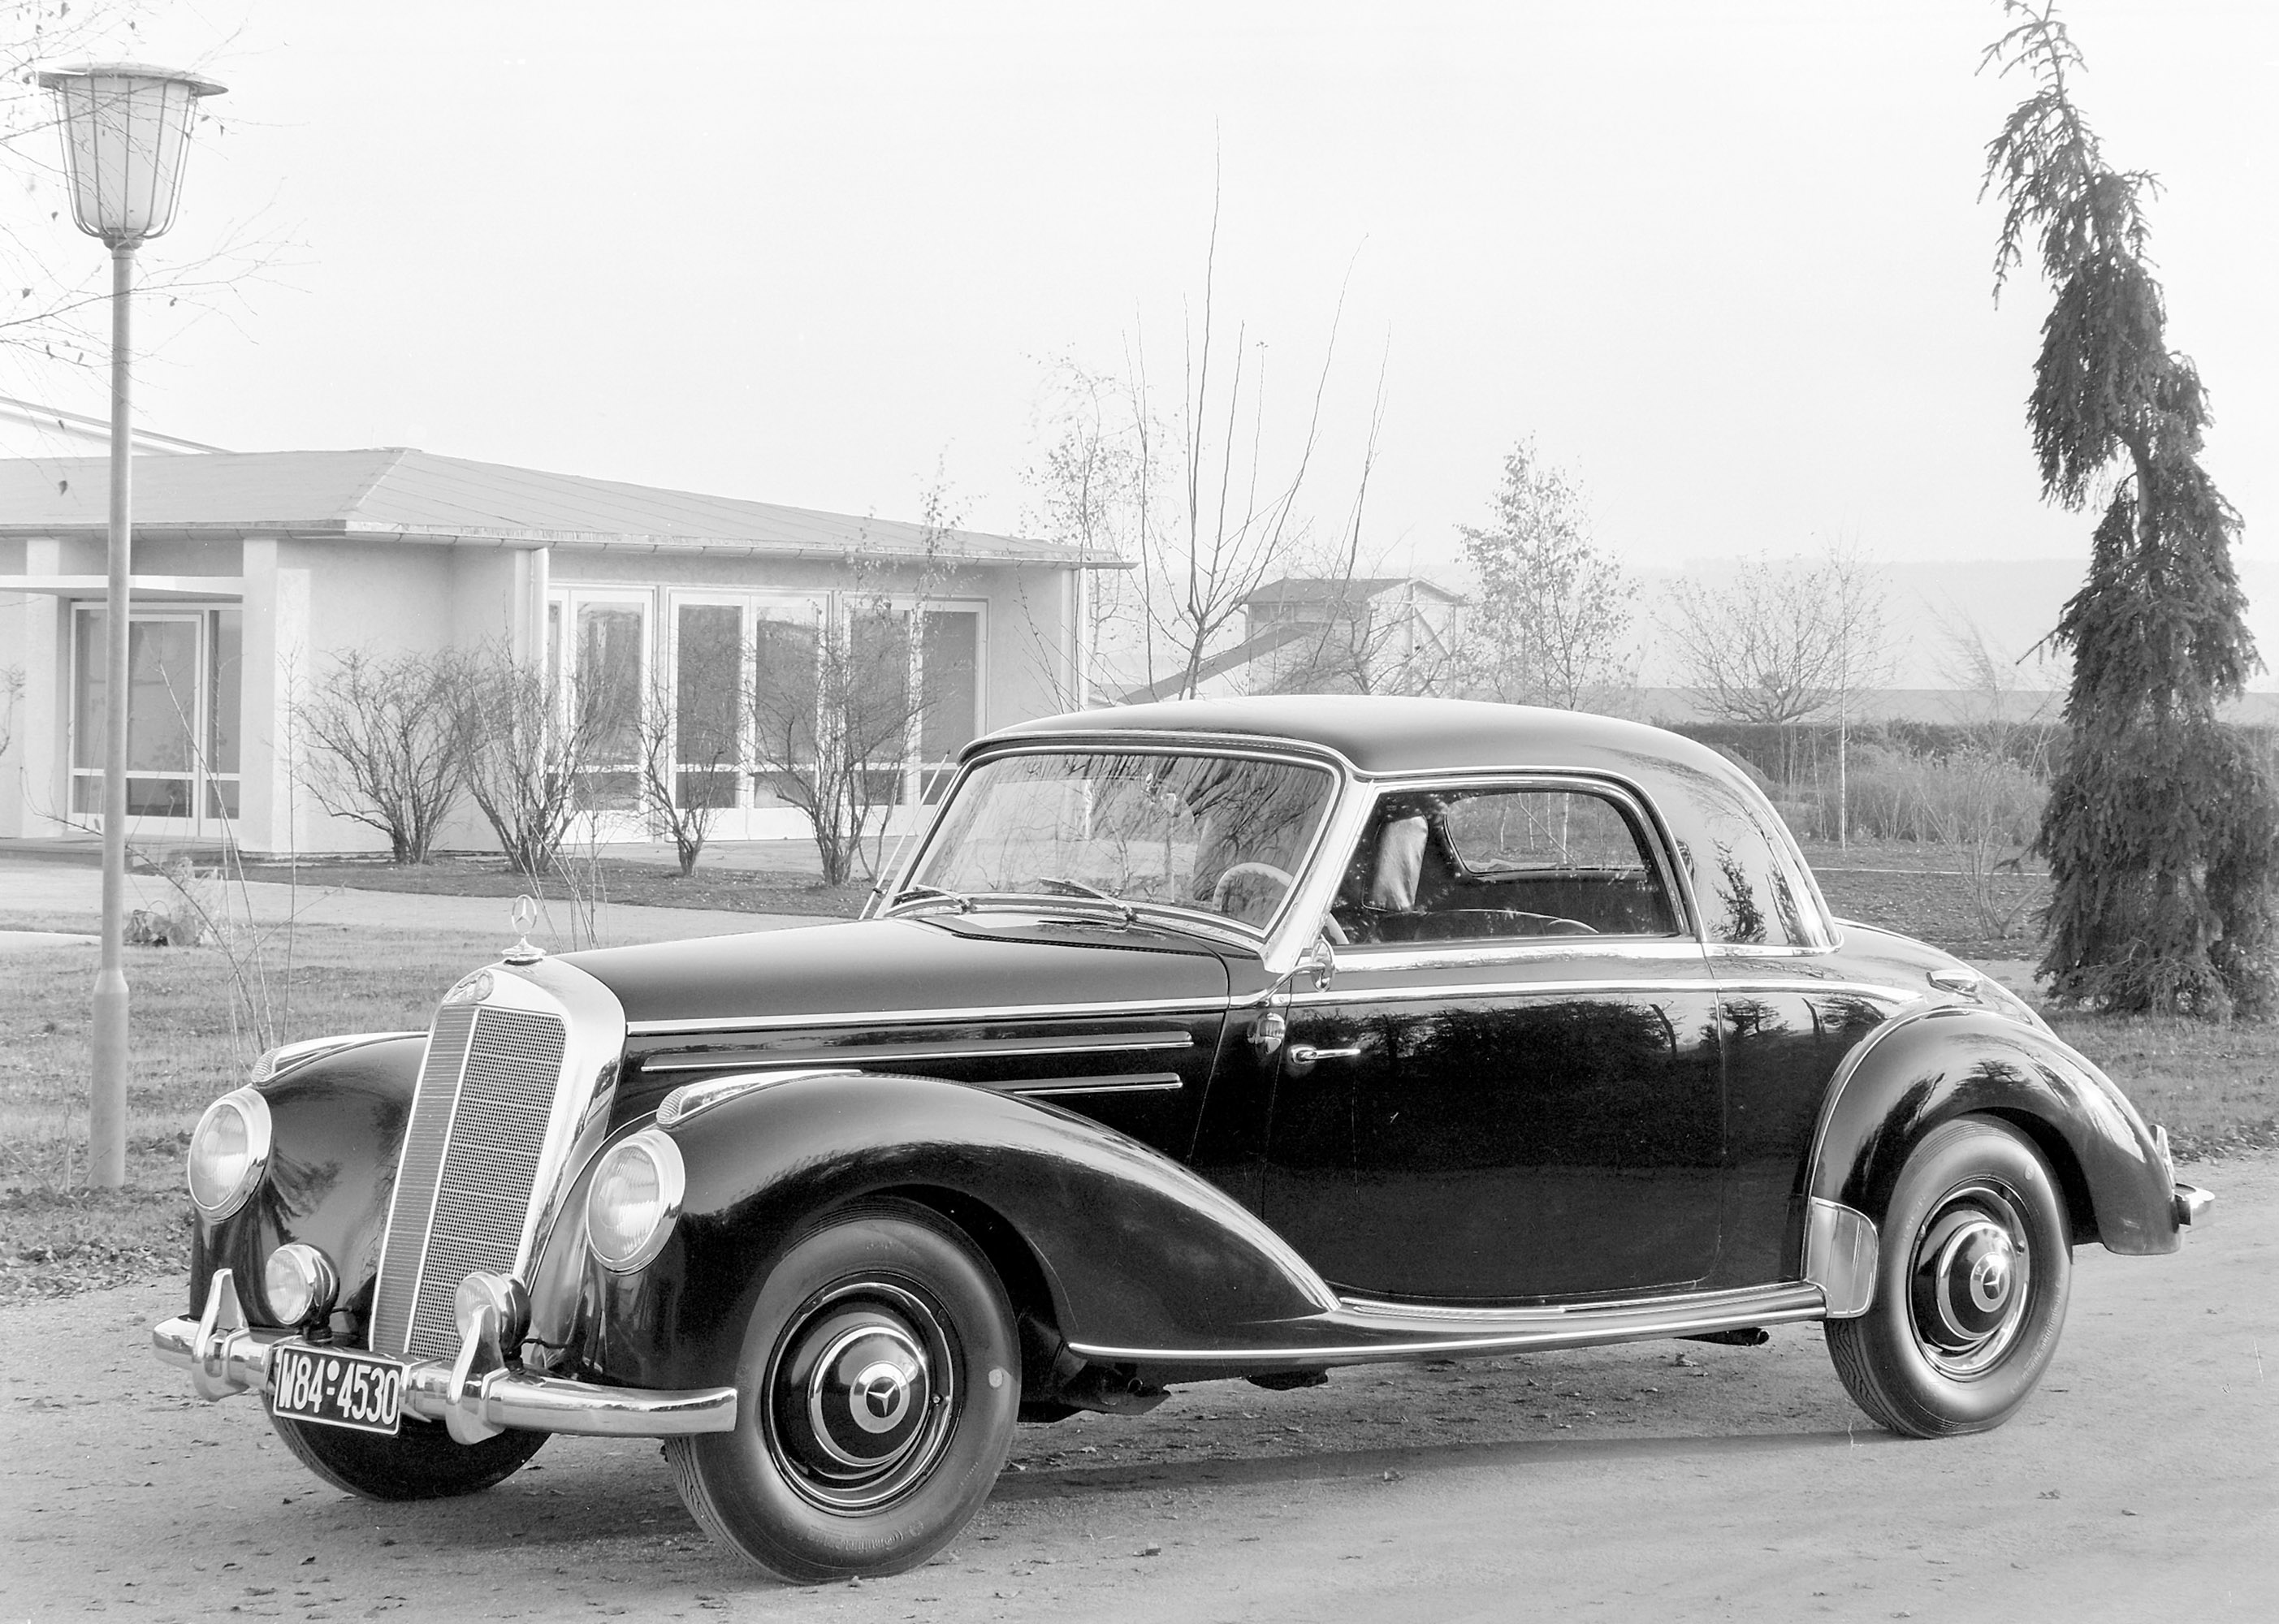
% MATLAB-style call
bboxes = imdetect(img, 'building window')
[548,588,984,820]
[674,602,743,809]
[746,602,824,810]
[917,608,980,800]
[69,605,241,830]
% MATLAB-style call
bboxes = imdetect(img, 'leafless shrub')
[746,594,932,888]
[0,663,21,762]
[296,649,468,864]
[456,648,618,882]
[634,615,740,877]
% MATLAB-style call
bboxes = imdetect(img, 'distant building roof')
[1243,576,1463,606]
[0,447,1109,567]
[1116,623,1319,705]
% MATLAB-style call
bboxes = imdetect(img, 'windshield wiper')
[889,883,973,913]
[1034,875,1139,924]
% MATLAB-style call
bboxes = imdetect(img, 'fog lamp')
[187,1087,271,1220]
[452,1271,530,1345]
[263,1242,338,1326]
[585,1129,685,1272]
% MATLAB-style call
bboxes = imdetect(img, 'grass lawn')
[0,924,504,1305]
[2,840,2271,1303]
[1797,836,2050,961]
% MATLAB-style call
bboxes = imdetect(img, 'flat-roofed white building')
[0,447,1108,855]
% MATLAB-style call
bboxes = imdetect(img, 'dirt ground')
[3,1156,2271,1623]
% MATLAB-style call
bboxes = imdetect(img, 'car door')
[1262,776,1724,1301]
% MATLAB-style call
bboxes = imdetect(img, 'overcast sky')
[11,1,2274,593]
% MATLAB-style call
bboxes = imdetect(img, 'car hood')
[555,909,1235,1033]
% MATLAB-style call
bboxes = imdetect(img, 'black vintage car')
[158,697,2210,1579]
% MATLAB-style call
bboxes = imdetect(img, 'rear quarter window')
[1645,761,1829,948]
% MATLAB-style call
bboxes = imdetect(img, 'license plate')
[267,1343,404,1436]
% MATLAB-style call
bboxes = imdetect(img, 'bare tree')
[1019,173,1381,703]
[633,612,740,877]
[746,594,937,888]
[1143,222,1363,699]
[747,493,966,887]
[0,663,21,762]
[1663,544,1892,847]
[456,647,619,881]
[294,649,467,864]
[1454,441,1637,710]
[1014,359,1151,709]
[1252,589,1434,696]
[1247,369,1462,699]
[1660,546,1890,727]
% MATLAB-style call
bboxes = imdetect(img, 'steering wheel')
[1209,862,1295,916]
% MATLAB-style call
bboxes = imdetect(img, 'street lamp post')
[39,63,227,1190]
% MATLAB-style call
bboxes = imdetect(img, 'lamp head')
[37,62,227,248]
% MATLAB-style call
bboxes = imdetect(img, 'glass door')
[70,606,242,836]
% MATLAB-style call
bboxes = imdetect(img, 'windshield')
[907,749,1338,931]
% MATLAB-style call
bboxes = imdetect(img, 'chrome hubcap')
[766,1282,957,1511]
[1909,1180,2032,1377]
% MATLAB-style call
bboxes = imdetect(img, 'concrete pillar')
[238,538,311,857]
[11,538,71,837]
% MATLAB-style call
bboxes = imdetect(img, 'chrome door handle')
[1287,1043,1363,1071]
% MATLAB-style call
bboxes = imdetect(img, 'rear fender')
[576,1070,1338,1392]
[1806,1005,2179,1257]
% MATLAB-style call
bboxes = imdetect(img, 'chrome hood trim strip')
[629,994,1250,1037]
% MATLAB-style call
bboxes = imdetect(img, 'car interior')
[1329,788,1680,945]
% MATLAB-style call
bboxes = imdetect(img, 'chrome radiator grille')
[370,1002,567,1363]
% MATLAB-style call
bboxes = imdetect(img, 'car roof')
[979,694,1750,787]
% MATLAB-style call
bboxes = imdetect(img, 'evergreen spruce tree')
[1983,2,2278,1016]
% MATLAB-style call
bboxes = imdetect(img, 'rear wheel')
[1827,1116,2072,1437]
[268,1413,546,1500]
[665,1200,1021,1581]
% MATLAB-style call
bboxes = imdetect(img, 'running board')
[1066,1281,1827,1369]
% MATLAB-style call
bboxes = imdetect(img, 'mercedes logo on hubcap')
[1969,1252,2010,1311]
[849,1362,914,1433]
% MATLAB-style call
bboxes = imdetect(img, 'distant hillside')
[1632,687,2279,727]
[1634,556,2279,693]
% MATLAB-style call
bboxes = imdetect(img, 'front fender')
[578,1071,1338,1392]
[190,1036,426,1328]
[1807,1005,2179,1256]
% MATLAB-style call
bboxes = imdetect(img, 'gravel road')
[6,1155,2271,1623]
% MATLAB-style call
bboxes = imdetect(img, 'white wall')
[4,530,1085,857]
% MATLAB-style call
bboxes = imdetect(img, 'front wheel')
[665,1200,1021,1581]
[268,1413,546,1500]
[1826,1116,2072,1437]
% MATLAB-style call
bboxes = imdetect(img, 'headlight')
[263,1243,338,1326]
[187,1087,272,1220]
[584,1129,685,1272]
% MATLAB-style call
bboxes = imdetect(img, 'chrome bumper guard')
[153,1270,737,1444]
[2173,1182,2214,1229]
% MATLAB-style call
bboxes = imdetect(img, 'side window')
[1331,786,1680,945]
[1652,762,1825,948]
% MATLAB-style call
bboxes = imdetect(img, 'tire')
[269,1412,546,1500]
[664,1200,1021,1582]
[1826,1116,2072,1438]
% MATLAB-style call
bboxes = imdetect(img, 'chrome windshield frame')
[871,735,1365,977]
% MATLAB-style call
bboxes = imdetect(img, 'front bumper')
[154,1269,737,1445]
